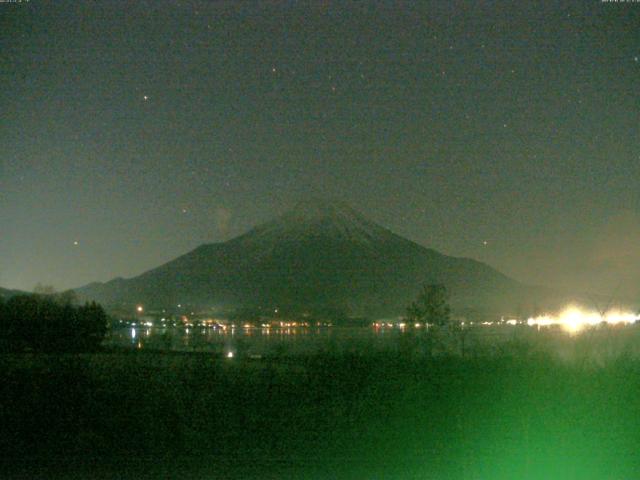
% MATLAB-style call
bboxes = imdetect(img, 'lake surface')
[106,325,412,357]
[105,322,640,362]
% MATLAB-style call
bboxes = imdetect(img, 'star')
[73,240,79,246]
[483,241,488,246]
[634,56,639,63]
[143,95,149,101]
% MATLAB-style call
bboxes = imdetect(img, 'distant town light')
[526,306,640,334]
[136,305,143,313]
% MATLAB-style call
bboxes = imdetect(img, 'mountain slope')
[0,287,32,299]
[76,200,535,316]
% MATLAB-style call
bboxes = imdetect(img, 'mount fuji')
[76,200,552,317]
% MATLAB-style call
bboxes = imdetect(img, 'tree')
[406,284,451,327]
[55,289,79,306]
[33,283,57,295]
[74,301,109,351]
[0,294,108,352]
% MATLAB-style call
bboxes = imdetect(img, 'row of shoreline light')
[373,306,640,334]
[526,306,640,333]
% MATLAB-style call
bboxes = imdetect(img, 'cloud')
[214,206,232,237]
[590,210,640,266]
[585,210,640,297]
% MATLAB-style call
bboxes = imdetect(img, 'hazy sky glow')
[1,0,638,296]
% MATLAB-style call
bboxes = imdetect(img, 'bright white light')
[227,351,234,358]
[560,307,586,333]
[527,306,639,334]
[136,305,143,313]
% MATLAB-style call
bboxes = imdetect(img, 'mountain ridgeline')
[76,201,548,318]
[0,287,27,300]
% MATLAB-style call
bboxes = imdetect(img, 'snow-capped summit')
[236,198,389,248]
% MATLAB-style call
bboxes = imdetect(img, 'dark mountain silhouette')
[75,200,580,317]
[0,287,28,299]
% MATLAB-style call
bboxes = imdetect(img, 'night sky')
[2,1,638,298]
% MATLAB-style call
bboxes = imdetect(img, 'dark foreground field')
[2,343,640,479]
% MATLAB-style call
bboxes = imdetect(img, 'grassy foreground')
[1,342,640,479]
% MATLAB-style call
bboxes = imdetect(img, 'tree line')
[0,292,108,352]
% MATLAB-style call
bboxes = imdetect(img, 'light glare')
[527,306,640,333]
